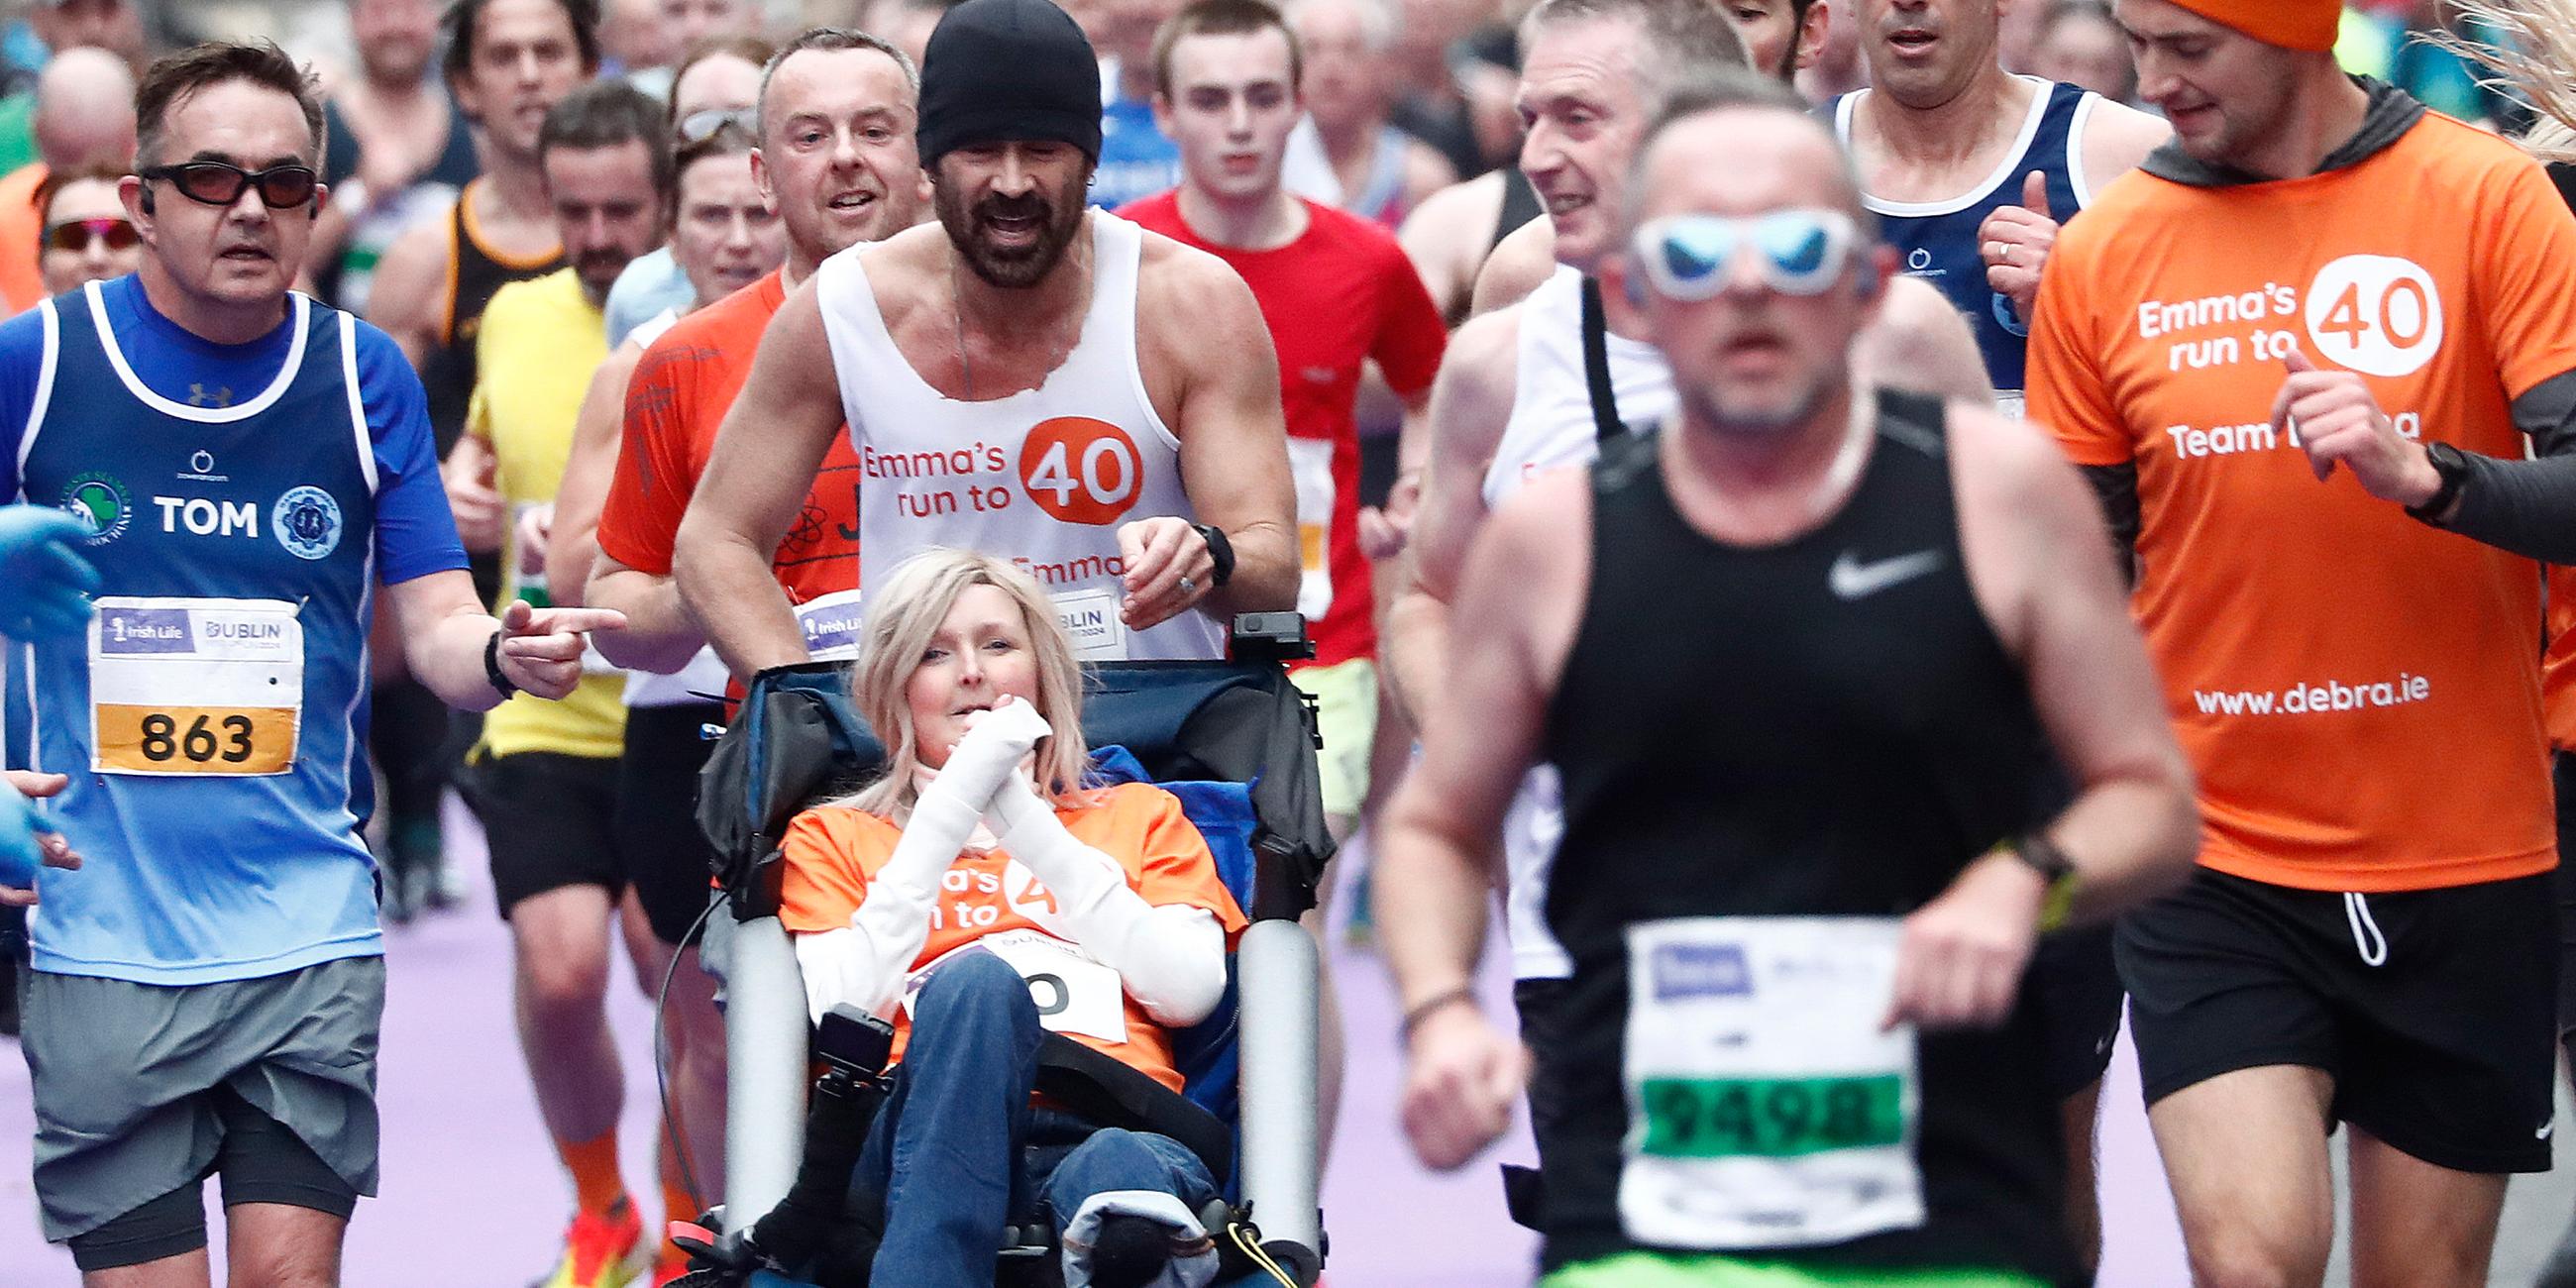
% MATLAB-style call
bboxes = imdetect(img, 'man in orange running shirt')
[566,29,932,678]
[2025,1,2576,1284]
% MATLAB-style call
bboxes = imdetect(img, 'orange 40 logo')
[1019,417,1142,526]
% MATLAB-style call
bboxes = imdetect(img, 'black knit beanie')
[917,0,1104,168]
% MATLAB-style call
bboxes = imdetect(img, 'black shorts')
[465,751,622,917]
[2030,922,2123,1101]
[65,1084,360,1271]
[616,702,724,947]
[2119,865,2558,1175]
[1510,976,1574,1233]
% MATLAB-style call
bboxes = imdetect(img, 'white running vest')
[1483,266,1676,508]
[817,214,1225,662]
[1487,265,1676,982]
[618,307,732,708]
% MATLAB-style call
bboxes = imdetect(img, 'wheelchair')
[674,612,1336,1287]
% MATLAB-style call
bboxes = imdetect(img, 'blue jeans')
[849,951,1220,1287]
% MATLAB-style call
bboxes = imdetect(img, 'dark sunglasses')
[676,107,757,146]
[44,217,138,253]
[139,161,320,210]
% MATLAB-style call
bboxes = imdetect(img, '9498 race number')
[1638,1075,1906,1159]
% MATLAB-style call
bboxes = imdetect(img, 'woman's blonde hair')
[841,548,1093,820]
[2431,2,2576,162]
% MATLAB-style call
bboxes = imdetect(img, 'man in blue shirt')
[1,41,623,1282]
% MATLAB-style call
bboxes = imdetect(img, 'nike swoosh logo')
[1830,549,1946,600]
[2541,1121,2556,1140]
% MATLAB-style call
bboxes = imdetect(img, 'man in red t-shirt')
[1122,0,1445,835]
[1117,0,1446,1156]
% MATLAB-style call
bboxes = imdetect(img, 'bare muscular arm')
[546,341,643,610]
[1469,217,1559,317]
[1379,467,1589,1170]
[2078,99,2172,201]
[1863,276,1998,405]
[1128,245,1301,626]
[1398,170,1505,325]
[1949,403,2199,918]
[1383,305,1520,724]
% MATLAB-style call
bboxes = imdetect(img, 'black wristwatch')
[2010,831,2076,882]
[483,628,518,699]
[1190,522,1235,588]
[2011,831,2082,931]
[2405,441,2471,525]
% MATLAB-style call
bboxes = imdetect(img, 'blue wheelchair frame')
[697,619,1335,1285]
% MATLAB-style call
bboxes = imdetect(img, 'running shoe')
[651,1245,691,1286]
[538,1197,649,1288]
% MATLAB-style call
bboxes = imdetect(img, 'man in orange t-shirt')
[578,31,934,678]
[2024,1,2576,1282]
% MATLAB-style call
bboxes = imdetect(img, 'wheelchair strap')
[1033,1032,1235,1184]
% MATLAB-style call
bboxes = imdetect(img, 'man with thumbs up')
[1830,0,2168,419]
[2025,1,2576,1283]
[1827,3,2165,1268]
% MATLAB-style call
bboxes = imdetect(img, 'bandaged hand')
[937,698,1052,805]
[804,698,1061,1023]
[983,769,1229,1026]
[985,768,1126,900]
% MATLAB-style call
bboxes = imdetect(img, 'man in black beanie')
[670,5,1300,1269]
[678,0,1297,672]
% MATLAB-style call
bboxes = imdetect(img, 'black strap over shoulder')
[1578,277,1629,445]
[1033,1032,1234,1182]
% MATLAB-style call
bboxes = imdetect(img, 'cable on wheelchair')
[655,892,728,1220]
[1226,1219,1299,1287]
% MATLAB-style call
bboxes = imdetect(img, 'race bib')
[796,589,865,663]
[1051,587,1127,661]
[89,596,302,777]
[1619,917,1922,1250]
[905,929,1128,1043]
[1287,436,1335,622]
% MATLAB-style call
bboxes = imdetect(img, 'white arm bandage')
[985,770,1230,1027]
[793,703,1054,1025]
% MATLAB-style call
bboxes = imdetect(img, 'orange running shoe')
[538,1196,648,1288]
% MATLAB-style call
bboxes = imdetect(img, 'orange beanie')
[2164,0,2340,52]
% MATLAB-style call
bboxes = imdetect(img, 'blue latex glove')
[0,783,44,890]
[0,771,74,898]
[0,505,100,639]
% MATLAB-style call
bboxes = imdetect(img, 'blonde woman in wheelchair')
[778,548,1250,1288]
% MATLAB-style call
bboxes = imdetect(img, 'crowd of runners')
[4,0,2576,1284]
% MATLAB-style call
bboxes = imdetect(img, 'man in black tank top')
[1374,75,2198,1287]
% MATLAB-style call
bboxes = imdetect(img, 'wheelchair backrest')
[698,658,1334,924]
